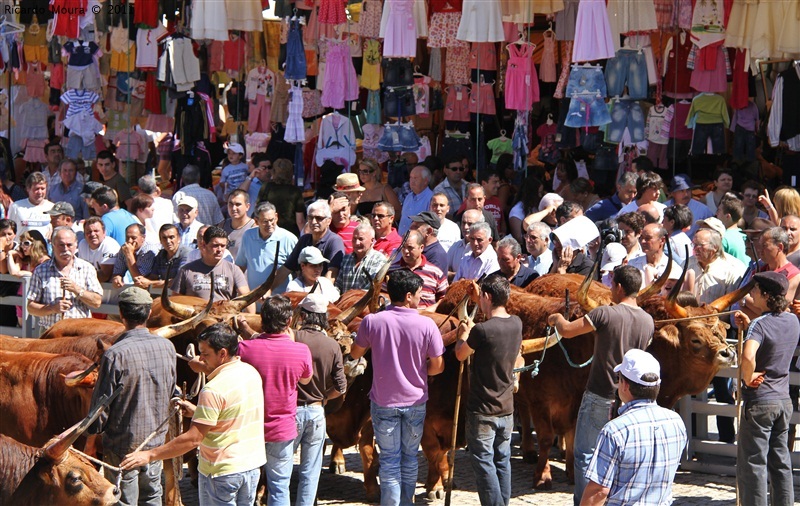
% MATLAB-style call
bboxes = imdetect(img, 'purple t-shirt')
[238,334,313,442]
[355,306,445,407]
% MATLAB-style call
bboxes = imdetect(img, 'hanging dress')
[571,0,615,62]
[321,39,360,109]
[284,18,307,80]
[319,0,348,24]
[285,84,305,143]
[540,31,557,82]
[457,0,504,43]
[359,0,383,38]
[380,0,418,58]
[505,43,539,111]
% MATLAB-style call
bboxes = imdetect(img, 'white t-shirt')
[135,25,168,69]
[77,236,120,269]
[509,201,526,222]
[615,200,666,221]
[437,218,461,253]
[8,198,54,239]
[149,196,176,237]
[285,275,340,304]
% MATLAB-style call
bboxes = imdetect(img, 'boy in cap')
[733,271,799,506]
[285,246,340,303]
[581,349,687,506]
[219,142,249,199]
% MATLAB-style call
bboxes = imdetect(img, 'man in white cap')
[547,265,654,505]
[286,246,340,304]
[581,349,687,506]
[173,165,224,226]
[291,292,347,506]
[219,142,249,199]
[174,195,205,250]
[599,242,627,288]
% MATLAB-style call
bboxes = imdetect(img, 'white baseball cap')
[600,243,627,272]
[298,246,329,265]
[227,142,245,155]
[176,195,198,209]
[614,349,662,386]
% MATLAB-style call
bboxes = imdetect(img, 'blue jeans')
[105,450,162,506]
[737,399,794,506]
[198,468,260,506]
[573,391,613,506]
[605,49,648,99]
[265,439,295,506]
[371,402,426,506]
[691,123,725,155]
[293,405,326,506]
[606,100,645,143]
[465,412,513,506]
[732,125,757,161]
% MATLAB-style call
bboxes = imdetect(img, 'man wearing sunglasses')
[433,156,469,219]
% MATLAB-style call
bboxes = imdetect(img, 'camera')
[598,219,623,246]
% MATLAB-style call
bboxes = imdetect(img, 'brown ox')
[39,319,125,340]
[0,394,119,505]
[0,351,97,446]
[0,334,116,363]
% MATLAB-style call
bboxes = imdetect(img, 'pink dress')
[505,43,540,111]
[571,0,615,62]
[359,0,383,38]
[319,0,347,24]
[321,40,360,109]
[381,0,417,58]
[539,31,557,82]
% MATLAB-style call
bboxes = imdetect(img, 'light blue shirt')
[454,247,500,281]
[398,187,434,235]
[102,209,139,246]
[48,180,89,220]
[528,248,553,276]
[235,226,298,293]
[176,220,204,250]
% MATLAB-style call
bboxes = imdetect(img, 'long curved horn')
[160,259,198,318]
[577,249,601,311]
[708,278,757,312]
[153,274,216,339]
[231,247,281,310]
[520,335,559,355]
[369,258,393,313]
[636,236,673,304]
[44,386,121,461]
[64,362,99,387]
[335,271,375,325]
[665,246,690,319]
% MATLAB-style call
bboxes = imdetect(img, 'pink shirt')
[238,334,313,442]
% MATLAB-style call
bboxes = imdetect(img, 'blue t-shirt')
[102,209,139,246]
[235,226,298,293]
[220,163,249,196]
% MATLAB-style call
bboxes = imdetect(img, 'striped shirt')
[585,399,687,506]
[27,257,103,329]
[192,358,267,477]
[238,334,313,442]
[387,255,447,308]
[112,242,160,281]
[335,249,387,293]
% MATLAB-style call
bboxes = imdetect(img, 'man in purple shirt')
[351,269,445,506]
[237,296,313,506]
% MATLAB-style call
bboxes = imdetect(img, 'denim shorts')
[565,94,611,129]
[66,133,97,160]
[382,58,414,87]
[566,65,608,97]
[377,122,421,151]
[605,49,648,99]
[606,100,645,143]
[384,87,416,118]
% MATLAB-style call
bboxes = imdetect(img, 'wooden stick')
[735,326,744,506]
[444,357,467,506]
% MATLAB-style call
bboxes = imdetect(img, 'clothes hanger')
[0,16,25,35]
[498,129,508,139]
[546,113,554,125]
[545,21,554,36]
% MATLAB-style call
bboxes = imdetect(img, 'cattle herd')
[0,253,754,505]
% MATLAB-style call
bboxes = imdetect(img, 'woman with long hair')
[761,186,800,225]
[508,176,544,246]
[355,158,402,219]
[7,230,49,325]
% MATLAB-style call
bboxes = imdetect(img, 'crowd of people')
[3,141,800,506]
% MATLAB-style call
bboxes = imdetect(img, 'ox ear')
[655,325,681,348]
[96,337,112,354]
[62,370,98,388]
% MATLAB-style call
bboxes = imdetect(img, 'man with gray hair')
[172,165,224,226]
[138,174,175,233]
[27,227,103,329]
[399,165,433,235]
[455,183,499,242]
[494,236,537,288]
[447,209,484,281]
[409,211,448,274]
[236,202,298,294]
[586,171,639,222]
[271,200,345,291]
[525,221,553,276]
[47,158,88,220]
[684,228,743,304]
[454,222,499,281]
[335,222,387,293]
[628,223,671,289]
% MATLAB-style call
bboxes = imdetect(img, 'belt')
[297,401,323,407]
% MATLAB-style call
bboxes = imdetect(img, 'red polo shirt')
[374,228,403,258]
[333,219,359,254]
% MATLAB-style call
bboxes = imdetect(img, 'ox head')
[12,391,120,505]
[153,274,216,339]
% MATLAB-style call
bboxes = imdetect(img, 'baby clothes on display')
[377,121,421,151]
[662,31,693,97]
[245,66,276,133]
[607,0,657,51]
[429,1,467,49]
[381,0,418,58]
[663,100,694,140]
[136,24,168,70]
[362,124,389,162]
[284,17,307,80]
[445,85,470,122]
[359,0,383,38]
[687,93,729,154]
[61,89,102,158]
[539,30,557,82]
[413,75,432,115]
[445,46,470,84]
[115,128,148,162]
[487,134,513,163]
[690,0,726,49]
[23,20,48,62]
[285,84,305,143]
[321,39,359,109]
[319,0,347,24]
[605,99,645,144]
[564,64,611,128]
[605,49,648,99]
[457,0,504,42]
[361,39,382,90]
[316,112,357,168]
[22,138,47,163]
[730,100,758,161]
[645,104,669,167]
[469,43,497,70]
[688,43,731,93]
[536,120,560,164]
[505,43,539,111]
[572,0,615,61]
[469,80,496,115]
[63,40,102,90]
[158,36,202,92]
[224,33,248,76]
[26,62,46,98]
[366,89,383,124]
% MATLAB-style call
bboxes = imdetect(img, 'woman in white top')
[285,246,340,304]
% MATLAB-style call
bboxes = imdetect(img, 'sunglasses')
[21,240,32,247]
[359,169,375,174]
[308,215,328,222]
[448,165,468,171]
[372,213,391,220]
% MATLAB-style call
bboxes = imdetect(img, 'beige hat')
[300,292,329,313]
[334,173,365,192]
[298,246,330,265]
[118,287,153,305]
[176,195,199,209]
[696,217,725,237]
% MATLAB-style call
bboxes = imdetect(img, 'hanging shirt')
[62,40,100,67]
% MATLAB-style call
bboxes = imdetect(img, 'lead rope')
[184,344,206,399]
[654,309,738,325]
[513,326,593,377]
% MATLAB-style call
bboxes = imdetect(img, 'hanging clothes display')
[285,84,305,143]
[429,0,467,48]
[539,30,557,82]
[505,42,539,111]
[381,0,419,58]
[316,112,357,167]
[457,0,504,43]
[571,0,615,62]
[321,39,360,109]
[359,0,384,38]
[245,65,275,133]
[284,18,307,80]
[767,64,800,151]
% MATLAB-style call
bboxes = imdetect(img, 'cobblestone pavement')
[178,431,795,505]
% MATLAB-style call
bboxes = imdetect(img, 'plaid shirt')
[585,399,687,505]
[27,257,103,329]
[148,247,191,281]
[335,249,387,293]
[112,242,161,279]
[89,328,177,456]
